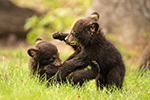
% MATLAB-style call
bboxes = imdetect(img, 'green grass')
[0,47,150,100]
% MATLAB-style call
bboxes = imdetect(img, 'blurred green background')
[12,0,92,44]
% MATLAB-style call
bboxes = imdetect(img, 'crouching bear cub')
[27,38,100,87]
[27,38,62,81]
[53,12,125,89]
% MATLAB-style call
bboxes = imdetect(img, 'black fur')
[53,12,125,89]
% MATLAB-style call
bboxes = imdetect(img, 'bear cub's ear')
[91,12,100,21]
[27,48,38,58]
[90,22,99,33]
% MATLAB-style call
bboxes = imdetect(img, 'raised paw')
[52,31,61,39]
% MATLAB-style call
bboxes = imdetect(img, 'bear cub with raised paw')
[53,12,125,89]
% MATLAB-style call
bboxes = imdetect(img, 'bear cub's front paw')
[52,31,61,39]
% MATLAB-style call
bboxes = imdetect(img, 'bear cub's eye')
[72,32,77,37]
[44,57,55,62]
[50,57,55,62]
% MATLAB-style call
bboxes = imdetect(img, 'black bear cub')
[27,38,62,81]
[53,12,125,89]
